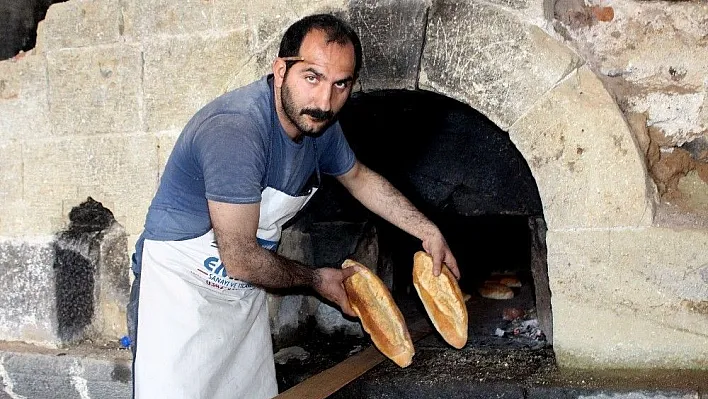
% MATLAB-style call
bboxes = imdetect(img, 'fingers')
[341,264,360,280]
[314,268,358,318]
[339,298,357,317]
[422,229,460,279]
[431,248,443,277]
[444,251,461,280]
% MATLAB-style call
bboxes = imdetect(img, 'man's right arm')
[207,199,358,316]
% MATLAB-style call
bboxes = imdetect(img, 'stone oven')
[0,0,706,377]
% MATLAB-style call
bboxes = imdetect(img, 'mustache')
[301,108,334,121]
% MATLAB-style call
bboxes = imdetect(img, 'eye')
[305,75,318,84]
[334,81,349,90]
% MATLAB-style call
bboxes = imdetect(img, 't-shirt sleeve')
[192,113,266,204]
[317,122,356,176]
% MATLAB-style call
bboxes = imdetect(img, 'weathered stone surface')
[95,222,130,339]
[419,0,582,130]
[0,238,58,345]
[269,294,309,343]
[46,45,142,136]
[350,0,427,91]
[488,0,551,26]
[555,1,708,148]
[548,227,708,369]
[221,43,279,93]
[212,0,348,33]
[125,0,214,39]
[35,0,123,52]
[509,66,654,229]
[0,141,22,205]
[314,301,362,336]
[0,347,131,399]
[143,31,254,132]
[21,134,157,236]
[0,55,51,140]
[675,170,708,217]
[629,91,706,147]
[0,201,64,236]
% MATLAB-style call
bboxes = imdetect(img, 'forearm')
[217,230,319,290]
[343,165,438,240]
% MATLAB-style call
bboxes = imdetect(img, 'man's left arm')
[336,160,460,278]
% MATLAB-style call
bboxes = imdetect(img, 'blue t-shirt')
[132,75,356,273]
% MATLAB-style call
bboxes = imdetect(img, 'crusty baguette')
[412,251,468,349]
[342,259,414,367]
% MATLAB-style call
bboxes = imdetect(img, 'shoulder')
[205,77,272,127]
[188,76,274,144]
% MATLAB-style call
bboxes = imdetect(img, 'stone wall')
[554,0,708,215]
[0,0,706,369]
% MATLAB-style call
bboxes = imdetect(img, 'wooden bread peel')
[275,286,472,399]
[274,317,433,399]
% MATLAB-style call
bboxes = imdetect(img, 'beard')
[281,80,335,137]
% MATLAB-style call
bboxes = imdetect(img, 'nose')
[313,84,332,112]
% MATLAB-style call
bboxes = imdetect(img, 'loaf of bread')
[499,277,522,288]
[342,259,414,367]
[478,282,514,300]
[412,251,468,349]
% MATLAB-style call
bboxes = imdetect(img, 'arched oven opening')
[275,89,553,390]
[314,88,552,347]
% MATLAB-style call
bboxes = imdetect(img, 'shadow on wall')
[0,0,67,60]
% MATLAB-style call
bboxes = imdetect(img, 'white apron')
[134,185,318,399]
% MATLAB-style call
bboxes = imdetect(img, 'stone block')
[419,0,582,130]
[269,294,310,347]
[350,0,428,91]
[221,44,278,93]
[22,134,158,236]
[125,0,214,38]
[0,55,51,141]
[0,201,64,237]
[142,31,254,132]
[35,0,123,52]
[314,301,362,336]
[46,45,142,136]
[547,227,708,369]
[95,223,130,339]
[509,66,654,229]
[211,0,348,34]
[0,238,58,345]
[0,349,131,399]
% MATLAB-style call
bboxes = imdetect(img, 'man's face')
[275,29,356,137]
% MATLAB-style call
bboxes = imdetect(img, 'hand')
[421,229,460,279]
[312,266,360,317]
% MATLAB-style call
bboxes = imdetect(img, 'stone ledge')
[0,341,131,399]
[1,341,704,399]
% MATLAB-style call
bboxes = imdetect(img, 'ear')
[272,58,287,89]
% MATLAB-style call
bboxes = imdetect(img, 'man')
[128,13,459,399]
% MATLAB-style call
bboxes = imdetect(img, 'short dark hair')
[278,14,363,76]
